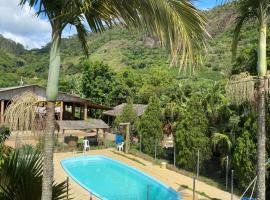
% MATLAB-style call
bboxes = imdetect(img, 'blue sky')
[0,0,220,49]
[195,0,219,10]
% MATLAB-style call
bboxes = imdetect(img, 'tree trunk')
[257,77,266,200]
[256,16,267,200]
[41,27,61,200]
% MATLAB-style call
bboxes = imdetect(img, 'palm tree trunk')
[41,27,61,200]
[256,16,267,200]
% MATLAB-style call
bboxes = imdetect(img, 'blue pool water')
[61,156,180,200]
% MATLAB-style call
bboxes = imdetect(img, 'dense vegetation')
[0,2,270,197]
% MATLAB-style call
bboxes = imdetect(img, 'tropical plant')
[19,0,208,199]
[0,126,11,166]
[231,0,270,198]
[0,146,69,200]
[211,132,232,155]
[0,126,10,144]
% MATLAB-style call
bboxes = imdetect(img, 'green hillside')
[0,2,263,88]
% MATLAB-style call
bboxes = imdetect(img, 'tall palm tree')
[20,0,208,199]
[231,0,269,199]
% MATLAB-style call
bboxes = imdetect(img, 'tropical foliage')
[81,61,115,106]
[1,1,270,197]
[0,146,69,200]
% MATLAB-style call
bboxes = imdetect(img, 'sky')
[0,0,219,49]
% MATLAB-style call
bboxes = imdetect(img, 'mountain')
[0,3,261,89]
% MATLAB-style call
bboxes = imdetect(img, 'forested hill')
[0,2,261,88]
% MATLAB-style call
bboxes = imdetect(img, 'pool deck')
[54,149,238,200]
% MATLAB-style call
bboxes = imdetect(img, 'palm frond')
[73,17,89,56]
[0,147,70,200]
[231,11,255,61]
[4,92,40,132]
[21,0,208,68]
[211,132,232,152]
[83,0,209,66]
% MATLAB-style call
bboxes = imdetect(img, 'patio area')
[54,149,238,200]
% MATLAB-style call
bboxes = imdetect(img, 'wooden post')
[231,170,234,200]
[62,129,65,150]
[84,103,88,120]
[125,123,130,153]
[192,177,196,200]
[140,133,142,152]
[196,149,200,178]
[66,177,69,199]
[154,138,157,160]
[173,142,176,167]
[226,156,229,190]
[72,103,75,119]
[0,100,4,124]
[60,101,64,120]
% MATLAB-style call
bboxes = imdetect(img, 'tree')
[231,1,270,198]
[137,96,163,157]
[114,98,137,135]
[20,0,208,199]
[81,61,115,106]
[233,117,257,189]
[174,92,211,170]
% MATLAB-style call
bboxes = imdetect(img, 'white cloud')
[0,0,51,49]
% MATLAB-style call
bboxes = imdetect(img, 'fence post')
[231,170,234,200]
[226,156,229,190]
[90,192,92,200]
[196,149,200,178]
[154,138,157,160]
[192,177,196,200]
[140,133,142,152]
[173,142,176,167]
[66,176,69,199]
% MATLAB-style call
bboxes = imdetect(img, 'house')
[0,84,111,147]
[0,84,110,124]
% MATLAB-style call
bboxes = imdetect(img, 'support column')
[72,103,75,120]
[0,100,4,124]
[60,101,64,120]
[84,103,88,120]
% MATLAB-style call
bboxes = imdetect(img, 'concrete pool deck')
[54,149,238,200]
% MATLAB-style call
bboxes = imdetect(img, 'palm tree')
[19,0,208,199]
[0,146,69,200]
[231,0,269,199]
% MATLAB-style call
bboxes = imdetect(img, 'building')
[102,103,147,126]
[0,85,112,147]
[0,84,110,125]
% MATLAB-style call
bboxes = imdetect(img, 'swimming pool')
[61,156,180,200]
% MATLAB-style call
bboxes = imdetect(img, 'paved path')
[54,149,238,200]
